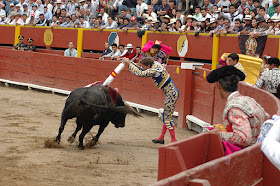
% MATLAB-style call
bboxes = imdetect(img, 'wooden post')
[77,28,84,58]
[211,34,219,70]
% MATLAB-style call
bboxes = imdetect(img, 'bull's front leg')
[78,123,94,150]
[93,121,109,142]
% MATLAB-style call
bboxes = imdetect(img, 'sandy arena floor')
[0,85,196,186]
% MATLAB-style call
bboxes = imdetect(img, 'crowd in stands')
[1,0,280,35]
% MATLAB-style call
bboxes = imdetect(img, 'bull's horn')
[124,102,142,117]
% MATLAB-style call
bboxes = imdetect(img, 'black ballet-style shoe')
[152,139,164,144]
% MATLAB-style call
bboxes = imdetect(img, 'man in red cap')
[122,16,142,31]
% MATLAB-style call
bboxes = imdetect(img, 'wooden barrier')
[1,25,280,63]
[154,143,280,186]
[192,67,280,125]
[158,133,224,180]
[0,48,194,128]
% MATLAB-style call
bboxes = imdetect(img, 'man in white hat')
[0,14,6,24]
[118,43,136,59]
[239,15,252,35]
[53,0,66,13]
[79,0,87,10]
[67,0,78,15]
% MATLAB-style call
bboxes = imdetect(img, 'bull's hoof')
[78,144,85,150]
[85,139,97,149]
[68,136,75,143]
[92,136,97,142]
[54,139,60,144]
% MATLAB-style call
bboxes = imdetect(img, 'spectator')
[79,0,87,10]
[250,8,257,19]
[22,14,29,25]
[259,6,270,21]
[114,44,127,59]
[217,0,231,8]
[166,0,177,18]
[50,15,59,26]
[203,0,213,12]
[77,16,90,28]
[247,0,255,10]
[136,0,148,19]
[44,5,53,22]
[22,4,30,17]
[86,0,97,18]
[36,13,48,26]
[131,46,141,62]
[231,19,243,34]
[84,9,94,22]
[37,0,44,13]
[238,0,248,15]
[45,0,53,13]
[60,16,73,27]
[201,7,211,19]
[99,16,118,30]
[255,57,280,99]
[64,41,78,57]
[222,4,243,26]
[157,0,169,16]
[271,3,280,19]
[118,43,136,59]
[15,4,22,15]
[119,0,137,16]
[25,38,36,52]
[100,41,112,59]
[193,6,202,21]
[157,21,169,31]
[261,115,280,171]
[67,0,78,15]
[268,0,278,17]
[207,66,268,148]
[13,35,27,51]
[101,43,121,59]
[9,13,24,25]
[143,5,157,19]
[212,5,220,19]
[239,15,253,35]
[31,4,41,22]
[26,13,36,26]
[53,8,61,17]
[113,0,123,18]
[92,14,105,28]
[123,16,141,31]
[71,14,79,25]
[120,8,131,19]
[99,7,109,25]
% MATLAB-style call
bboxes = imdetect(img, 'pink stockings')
[156,123,177,143]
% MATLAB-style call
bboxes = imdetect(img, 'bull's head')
[111,102,141,128]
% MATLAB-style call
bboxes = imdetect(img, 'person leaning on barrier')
[208,66,269,148]
[64,41,78,57]
[261,114,280,171]
[255,57,280,99]
[13,35,27,51]
[100,43,121,60]
[25,38,36,52]
[122,57,179,144]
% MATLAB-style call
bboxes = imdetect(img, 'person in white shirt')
[113,0,123,14]
[142,5,157,19]
[221,4,243,26]
[261,115,280,171]
[22,4,30,17]
[100,43,121,59]
[9,13,24,25]
[99,7,109,25]
[45,0,53,13]
[30,4,41,22]
[136,0,148,18]
[77,16,89,28]
[64,41,78,57]
[99,16,118,30]
[67,0,77,15]
[79,0,87,10]
[36,0,44,13]
[86,0,97,17]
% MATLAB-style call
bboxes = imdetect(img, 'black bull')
[55,84,141,149]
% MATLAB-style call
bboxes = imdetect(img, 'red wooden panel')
[20,27,78,48]
[0,26,15,45]
[83,30,111,50]
[147,33,213,59]
[218,36,240,58]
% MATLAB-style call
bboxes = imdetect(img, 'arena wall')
[0,48,279,129]
[1,25,280,63]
